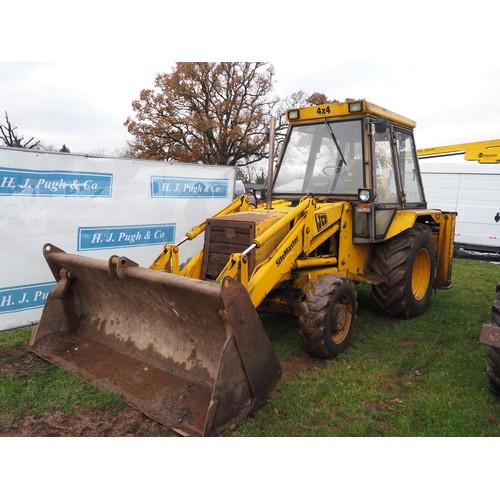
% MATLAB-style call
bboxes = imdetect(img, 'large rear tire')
[486,282,500,397]
[371,224,436,318]
[299,274,357,359]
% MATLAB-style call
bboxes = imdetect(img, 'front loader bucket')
[30,244,281,436]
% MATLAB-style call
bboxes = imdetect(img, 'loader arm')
[214,196,346,308]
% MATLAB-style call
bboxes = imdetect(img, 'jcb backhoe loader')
[30,99,456,436]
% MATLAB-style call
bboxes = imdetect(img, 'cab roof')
[286,99,416,129]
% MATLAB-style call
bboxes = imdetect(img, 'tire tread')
[486,282,500,396]
[371,224,435,318]
[299,274,357,359]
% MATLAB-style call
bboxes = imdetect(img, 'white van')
[420,160,500,256]
[234,180,245,198]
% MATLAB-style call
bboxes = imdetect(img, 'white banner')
[0,147,236,331]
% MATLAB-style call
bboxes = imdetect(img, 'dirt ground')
[1,342,319,437]
[279,350,325,379]
[0,407,176,437]
[0,343,177,437]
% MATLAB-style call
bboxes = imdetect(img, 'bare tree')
[0,112,41,149]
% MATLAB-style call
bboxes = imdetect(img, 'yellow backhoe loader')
[30,99,457,436]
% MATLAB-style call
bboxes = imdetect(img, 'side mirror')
[374,118,387,134]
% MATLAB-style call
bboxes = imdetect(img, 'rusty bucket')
[30,244,281,436]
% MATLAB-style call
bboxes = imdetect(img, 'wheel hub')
[412,248,431,301]
[330,296,353,344]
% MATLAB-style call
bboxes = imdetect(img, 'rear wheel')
[299,274,357,359]
[371,224,436,318]
[486,282,500,396]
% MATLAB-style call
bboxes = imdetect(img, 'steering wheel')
[322,165,346,176]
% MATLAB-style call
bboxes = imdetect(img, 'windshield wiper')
[324,119,347,169]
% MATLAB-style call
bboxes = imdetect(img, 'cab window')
[374,129,399,203]
[273,120,364,196]
[395,130,424,204]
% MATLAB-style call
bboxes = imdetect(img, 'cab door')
[372,126,402,238]
[371,125,426,239]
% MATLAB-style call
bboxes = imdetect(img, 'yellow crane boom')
[418,139,500,163]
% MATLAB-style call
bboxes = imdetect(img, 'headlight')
[287,109,300,120]
[358,188,373,202]
[348,101,363,113]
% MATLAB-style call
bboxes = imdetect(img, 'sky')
[3,60,500,158]
[2,0,500,159]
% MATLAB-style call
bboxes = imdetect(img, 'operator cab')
[272,100,427,241]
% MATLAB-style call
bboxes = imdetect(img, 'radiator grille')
[201,219,255,280]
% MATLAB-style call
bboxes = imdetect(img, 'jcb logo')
[315,213,328,231]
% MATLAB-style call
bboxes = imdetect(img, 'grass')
[233,258,500,436]
[1,258,499,436]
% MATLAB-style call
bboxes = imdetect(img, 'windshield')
[273,119,364,195]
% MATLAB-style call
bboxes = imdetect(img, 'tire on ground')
[371,223,436,318]
[299,274,357,359]
[486,282,500,397]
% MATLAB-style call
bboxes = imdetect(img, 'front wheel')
[299,274,357,359]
